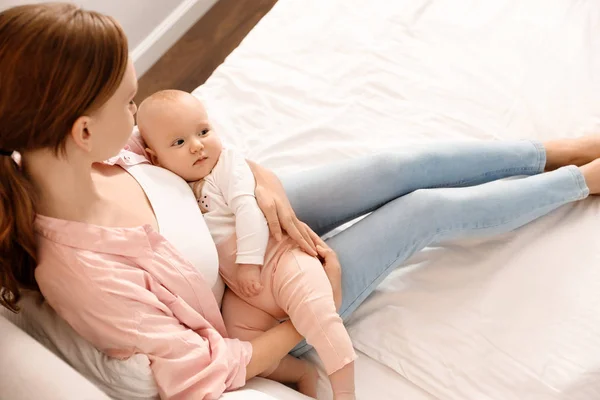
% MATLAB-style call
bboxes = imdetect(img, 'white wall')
[78,0,187,50]
[0,0,218,76]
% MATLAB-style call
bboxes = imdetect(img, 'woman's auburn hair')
[0,2,129,312]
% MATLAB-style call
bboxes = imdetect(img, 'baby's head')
[137,89,222,181]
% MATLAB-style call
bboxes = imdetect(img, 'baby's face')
[139,95,222,182]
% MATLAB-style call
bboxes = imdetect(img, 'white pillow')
[0,292,311,400]
[0,314,113,400]
[0,292,159,400]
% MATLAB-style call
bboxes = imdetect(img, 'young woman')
[1,3,599,399]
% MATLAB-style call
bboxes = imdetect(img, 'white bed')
[194,0,600,399]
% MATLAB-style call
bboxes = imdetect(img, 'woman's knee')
[365,153,405,180]
[407,188,444,210]
[404,188,465,223]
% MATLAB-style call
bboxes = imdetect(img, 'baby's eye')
[172,139,185,146]
[199,129,209,136]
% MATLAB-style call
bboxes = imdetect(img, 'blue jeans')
[279,140,589,356]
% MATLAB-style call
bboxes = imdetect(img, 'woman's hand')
[306,227,343,311]
[247,160,317,256]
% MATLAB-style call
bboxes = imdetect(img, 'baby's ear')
[145,147,160,166]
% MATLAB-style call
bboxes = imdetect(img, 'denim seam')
[430,140,544,188]
[429,166,541,189]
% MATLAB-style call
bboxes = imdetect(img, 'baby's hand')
[236,264,263,297]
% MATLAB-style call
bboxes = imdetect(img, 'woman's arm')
[243,161,343,306]
[246,160,317,256]
[245,320,303,379]
[36,256,252,400]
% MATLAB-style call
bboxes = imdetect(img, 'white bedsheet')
[195,0,600,399]
[306,350,436,400]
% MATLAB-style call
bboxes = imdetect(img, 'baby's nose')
[190,138,204,152]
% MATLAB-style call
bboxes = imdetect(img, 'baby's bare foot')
[333,392,356,400]
[297,362,318,399]
[545,135,600,170]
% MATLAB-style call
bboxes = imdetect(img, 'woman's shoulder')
[36,234,141,288]
[34,222,152,333]
[34,235,144,357]
[34,216,151,289]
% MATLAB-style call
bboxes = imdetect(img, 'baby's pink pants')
[218,236,356,376]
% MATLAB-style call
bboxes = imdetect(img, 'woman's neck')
[22,149,100,221]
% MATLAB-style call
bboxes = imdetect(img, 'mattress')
[195,0,600,399]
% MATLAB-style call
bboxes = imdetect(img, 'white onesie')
[191,147,269,266]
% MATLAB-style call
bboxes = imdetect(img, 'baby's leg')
[221,289,318,397]
[272,249,357,399]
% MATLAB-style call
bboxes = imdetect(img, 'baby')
[137,90,356,399]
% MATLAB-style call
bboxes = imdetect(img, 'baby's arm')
[214,149,270,296]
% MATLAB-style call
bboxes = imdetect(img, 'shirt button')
[124,155,131,162]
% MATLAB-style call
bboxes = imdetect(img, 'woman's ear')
[145,147,160,166]
[70,116,93,153]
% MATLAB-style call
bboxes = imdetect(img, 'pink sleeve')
[35,251,252,400]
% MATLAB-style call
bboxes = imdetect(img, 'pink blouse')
[34,131,252,400]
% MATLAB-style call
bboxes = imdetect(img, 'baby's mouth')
[194,156,208,166]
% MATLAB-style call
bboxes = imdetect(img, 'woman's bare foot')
[579,158,600,195]
[545,135,600,171]
[297,362,318,398]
